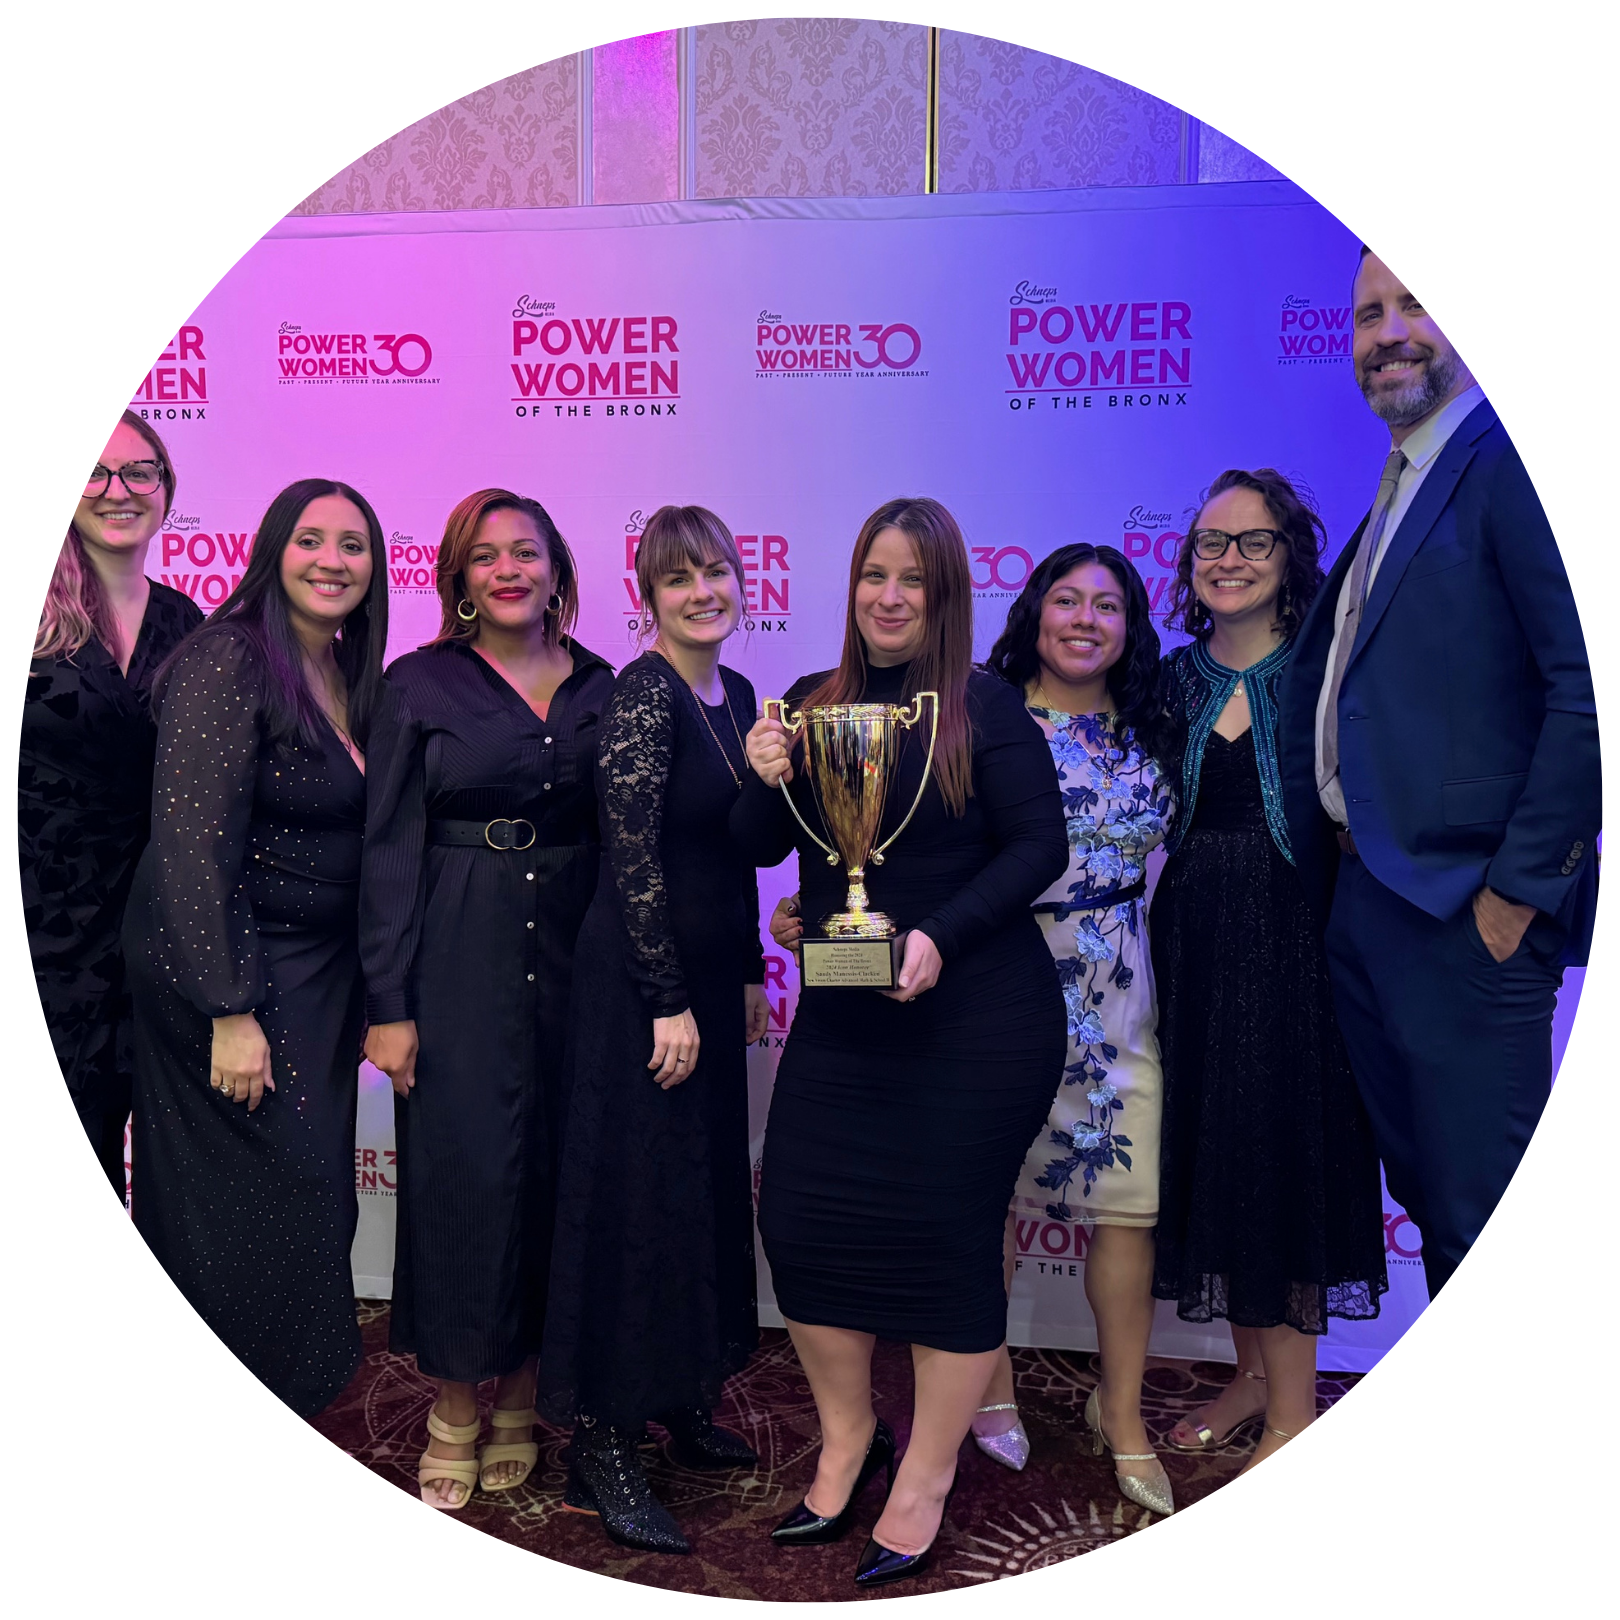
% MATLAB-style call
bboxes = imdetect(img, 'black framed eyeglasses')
[1191,527,1284,561]
[86,460,164,498]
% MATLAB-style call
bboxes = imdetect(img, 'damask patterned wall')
[293,57,579,214]
[693,18,927,198]
[292,20,1280,215]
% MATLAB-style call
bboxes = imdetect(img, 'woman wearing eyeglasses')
[360,489,614,1512]
[1150,469,1385,1472]
[20,411,202,1195]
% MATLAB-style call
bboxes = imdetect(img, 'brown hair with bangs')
[799,497,975,816]
[633,504,747,644]
[430,488,579,646]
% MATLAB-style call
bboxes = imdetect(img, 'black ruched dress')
[1149,726,1387,1332]
[124,627,366,1417]
[736,664,1069,1354]
[360,638,614,1383]
[538,653,764,1428]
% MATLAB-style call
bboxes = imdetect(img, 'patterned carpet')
[310,1304,1361,1599]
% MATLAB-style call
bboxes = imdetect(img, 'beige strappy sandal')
[419,1408,482,1511]
[478,1406,540,1493]
[1166,1367,1268,1453]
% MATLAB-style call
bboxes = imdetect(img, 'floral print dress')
[1012,709,1174,1228]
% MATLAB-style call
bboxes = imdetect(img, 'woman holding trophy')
[736,497,1068,1587]
[537,505,770,1556]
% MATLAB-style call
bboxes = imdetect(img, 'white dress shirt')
[1315,385,1486,825]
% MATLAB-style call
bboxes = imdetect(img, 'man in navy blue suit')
[1277,248,1600,1299]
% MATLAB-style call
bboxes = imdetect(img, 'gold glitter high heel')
[1084,1385,1174,1516]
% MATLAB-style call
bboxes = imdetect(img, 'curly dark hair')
[1163,467,1327,640]
[985,542,1173,763]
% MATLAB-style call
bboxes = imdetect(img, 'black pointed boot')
[563,1419,691,1554]
[657,1406,759,1472]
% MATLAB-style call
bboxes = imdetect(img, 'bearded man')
[1276,247,1600,1299]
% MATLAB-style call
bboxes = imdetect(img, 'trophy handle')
[762,698,839,865]
[871,690,939,862]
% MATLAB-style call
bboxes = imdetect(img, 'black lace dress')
[19,582,202,1193]
[360,638,614,1383]
[124,627,366,1416]
[537,653,764,1428]
[1149,726,1387,1332]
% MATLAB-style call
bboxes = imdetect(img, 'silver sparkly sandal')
[1084,1384,1174,1516]
[971,1402,1030,1471]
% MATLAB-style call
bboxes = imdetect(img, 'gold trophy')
[761,692,939,989]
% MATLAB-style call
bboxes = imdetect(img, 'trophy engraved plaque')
[761,691,939,990]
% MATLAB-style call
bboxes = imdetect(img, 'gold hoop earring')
[456,599,478,623]
[547,593,563,614]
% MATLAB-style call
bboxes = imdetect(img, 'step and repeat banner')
[129,183,1581,1372]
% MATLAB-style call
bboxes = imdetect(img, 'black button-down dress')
[360,637,615,1383]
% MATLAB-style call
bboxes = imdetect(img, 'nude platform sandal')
[478,1406,540,1493]
[418,1408,483,1511]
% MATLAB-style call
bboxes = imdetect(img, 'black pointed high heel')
[852,1472,958,1588]
[770,1417,897,1545]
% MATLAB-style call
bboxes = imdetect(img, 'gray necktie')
[1318,446,1407,795]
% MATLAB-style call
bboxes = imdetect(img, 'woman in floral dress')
[982,543,1176,1517]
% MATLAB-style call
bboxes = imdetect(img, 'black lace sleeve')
[729,667,826,869]
[728,669,768,983]
[358,678,426,1025]
[599,660,688,1018]
[147,628,265,1017]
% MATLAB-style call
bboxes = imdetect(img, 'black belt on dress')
[1031,878,1146,919]
[428,818,591,853]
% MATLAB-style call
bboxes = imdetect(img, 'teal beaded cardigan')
[1161,637,1297,864]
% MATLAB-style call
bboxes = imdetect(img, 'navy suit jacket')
[1276,400,1601,964]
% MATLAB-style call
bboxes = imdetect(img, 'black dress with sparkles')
[360,638,615,1383]
[1149,725,1387,1332]
[735,664,1069,1354]
[124,626,366,1416]
[538,653,764,1428]
[19,582,202,1194]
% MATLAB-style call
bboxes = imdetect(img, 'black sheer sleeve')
[600,660,688,1018]
[147,628,265,1017]
[358,678,426,1025]
[915,674,1067,961]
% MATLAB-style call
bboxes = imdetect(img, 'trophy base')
[801,930,908,990]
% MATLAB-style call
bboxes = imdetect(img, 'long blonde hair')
[35,411,176,661]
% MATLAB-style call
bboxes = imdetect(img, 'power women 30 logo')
[132,326,208,421]
[511,308,680,418]
[753,309,925,378]
[276,322,438,385]
[1277,294,1352,366]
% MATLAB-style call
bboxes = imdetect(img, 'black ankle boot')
[657,1407,759,1472]
[564,1421,691,1555]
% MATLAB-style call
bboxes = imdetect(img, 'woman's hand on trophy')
[365,1019,420,1099]
[769,893,803,956]
[744,983,771,1043]
[745,715,794,786]
[210,1012,275,1110]
[882,929,943,1003]
[650,1009,701,1088]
